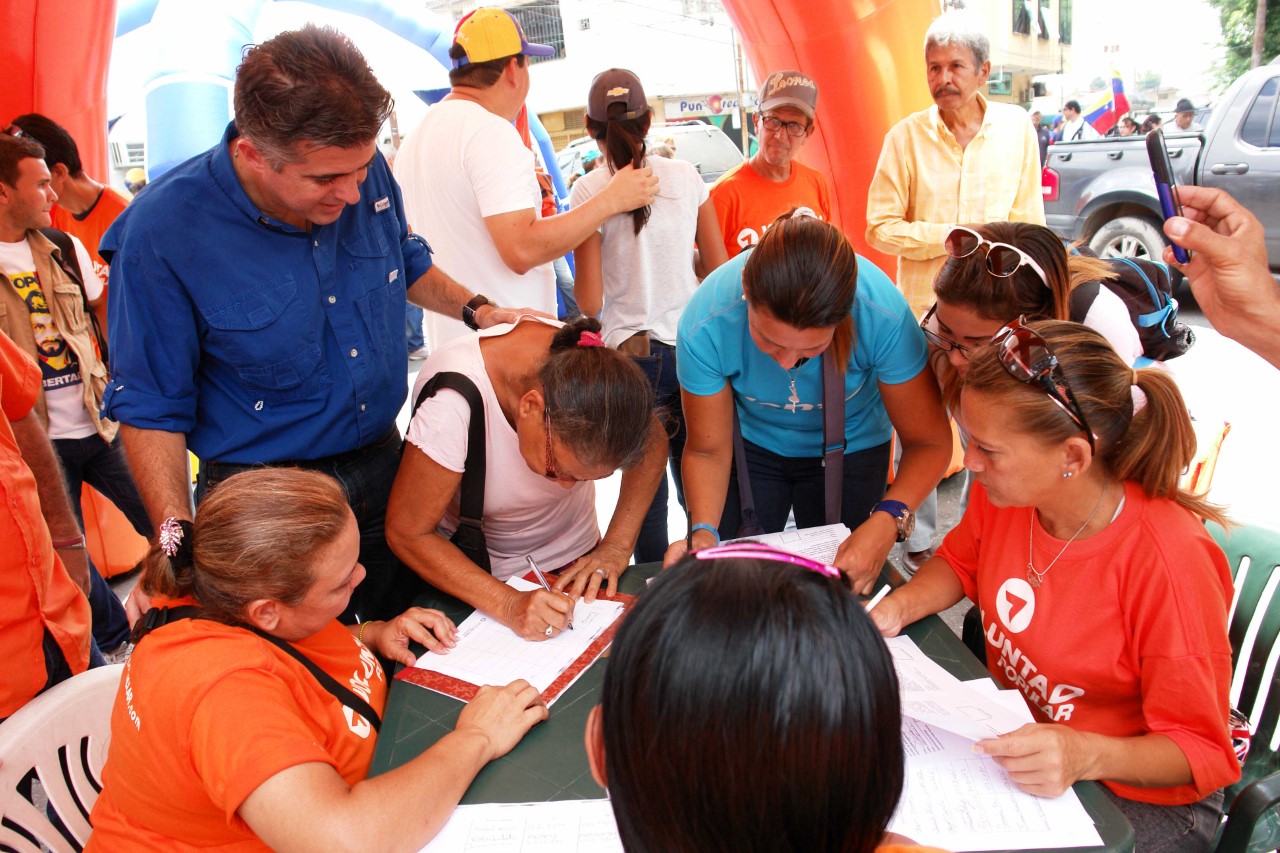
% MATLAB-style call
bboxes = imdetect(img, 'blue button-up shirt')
[101,124,432,463]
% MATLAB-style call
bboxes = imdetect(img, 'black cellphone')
[1145,129,1190,263]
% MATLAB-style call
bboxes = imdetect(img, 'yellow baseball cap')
[452,7,555,69]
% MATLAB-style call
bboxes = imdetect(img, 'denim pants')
[1100,786,1224,852]
[717,437,892,539]
[53,433,153,652]
[629,342,686,563]
[197,428,425,623]
[406,303,425,351]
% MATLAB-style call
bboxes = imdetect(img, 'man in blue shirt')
[101,26,521,622]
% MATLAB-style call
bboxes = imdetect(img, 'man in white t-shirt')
[0,133,148,659]
[394,7,658,349]
[1060,100,1101,142]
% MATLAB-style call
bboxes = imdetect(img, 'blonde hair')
[963,320,1226,525]
[142,468,351,625]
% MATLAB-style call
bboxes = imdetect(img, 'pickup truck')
[1042,57,1280,275]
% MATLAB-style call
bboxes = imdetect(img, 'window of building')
[508,1,566,64]
[1059,0,1073,44]
[1038,0,1051,39]
[1013,0,1032,35]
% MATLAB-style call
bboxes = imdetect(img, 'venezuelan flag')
[1082,69,1131,135]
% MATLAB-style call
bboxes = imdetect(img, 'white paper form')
[411,578,623,702]
[885,635,1030,741]
[419,799,622,853]
[724,523,852,564]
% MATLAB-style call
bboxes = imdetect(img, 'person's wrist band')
[51,536,87,550]
[357,621,373,644]
[687,523,720,549]
[461,294,493,331]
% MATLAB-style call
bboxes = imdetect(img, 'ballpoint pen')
[863,584,891,612]
[526,555,574,630]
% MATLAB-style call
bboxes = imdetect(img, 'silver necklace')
[785,367,801,413]
[1026,481,1109,588]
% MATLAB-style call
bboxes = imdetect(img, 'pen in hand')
[863,584,891,612]
[526,555,574,630]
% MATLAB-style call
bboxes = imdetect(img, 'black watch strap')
[462,294,492,331]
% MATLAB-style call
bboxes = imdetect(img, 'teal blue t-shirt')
[676,249,927,457]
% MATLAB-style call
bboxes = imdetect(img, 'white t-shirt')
[570,155,708,348]
[1061,117,1101,141]
[1080,284,1144,367]
[395,100,556,350]
[0,235,102,438]
[405,318,600,580]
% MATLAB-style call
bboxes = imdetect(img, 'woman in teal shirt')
[670,214,951,592]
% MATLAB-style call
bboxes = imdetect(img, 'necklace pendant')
[1026,567,1042,588]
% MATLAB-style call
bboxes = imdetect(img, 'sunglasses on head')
[692,542,843,581]
[945,226,1048,286]
[991,318,1097,452]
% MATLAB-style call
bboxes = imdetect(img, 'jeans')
[718,438,892,539]
[53,433,152,652]
[630,343,686,563]
[406,303,425,351]
[554,256,579,320]
[197,429,425,624]
[1100,786,1224,852]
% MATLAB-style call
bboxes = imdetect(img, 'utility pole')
[731,28,749,157]
[1252,0,1267,69]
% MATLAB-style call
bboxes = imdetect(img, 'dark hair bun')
[549,316,605,352]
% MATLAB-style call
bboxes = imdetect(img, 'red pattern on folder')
[395,576,635,706]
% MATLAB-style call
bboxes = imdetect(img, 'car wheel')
[1088,216,1166,263]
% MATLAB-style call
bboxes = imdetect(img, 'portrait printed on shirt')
[10,271,83,391]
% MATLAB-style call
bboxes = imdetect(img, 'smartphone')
[1145,129,1190,263]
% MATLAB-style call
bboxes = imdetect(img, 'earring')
[1062,471,1073,479]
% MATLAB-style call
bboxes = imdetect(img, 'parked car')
[1042,58,1280,275]
[555,120,744,185]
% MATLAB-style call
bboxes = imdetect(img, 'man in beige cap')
[709,70,832,259]
[395,7,656,347]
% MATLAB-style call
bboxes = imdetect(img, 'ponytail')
[585,106,652,235]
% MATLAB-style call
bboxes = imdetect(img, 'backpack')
[39,227,111,367]
[1068,254,1195,362]
[407,372,491,572]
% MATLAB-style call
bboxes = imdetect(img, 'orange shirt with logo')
[88,617,387,851]
[0,330,91,718]
[50,187,130,283]
[939,481,1239,805]
[709,159,832,258]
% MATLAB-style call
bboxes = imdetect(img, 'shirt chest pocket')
[342,223,405,357]
[197,276,329,396]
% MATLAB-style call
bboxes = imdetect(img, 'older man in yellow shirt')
[866,11,1045,318]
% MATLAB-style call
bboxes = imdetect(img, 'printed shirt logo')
[995,577,1035,634]
[9,271,81,385]
[606,86,630,97]
[767,74,816,96]
[374,197,391,213]
[342,637,385,739]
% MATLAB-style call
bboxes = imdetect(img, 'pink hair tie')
[1131,384,1147,416]
[577,330,605,348]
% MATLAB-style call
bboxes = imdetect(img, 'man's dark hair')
[0,134,46,187]
[447,43,526,89]
[10,114,82,177]
[1064,99,1081,113]
[233,24,393,167]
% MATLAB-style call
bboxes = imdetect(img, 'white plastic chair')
[0,664,123,852]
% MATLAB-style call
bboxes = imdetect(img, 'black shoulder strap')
[411,371,491,572]
[821,353,845,526]
[248,627,381,732]
[1068,279,1101,324]
[131,605,381,732]
[38,227,109,366]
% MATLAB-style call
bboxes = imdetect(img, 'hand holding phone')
[1146,129,1191,263]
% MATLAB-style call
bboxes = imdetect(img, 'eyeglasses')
[991,318,1097,451]
[919,303,979,359]
[692,542,841,579]
[944,226,1049,286]
[758,114,809,138]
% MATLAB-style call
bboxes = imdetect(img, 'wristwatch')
[871,500,915,542]
[461,294,493,331]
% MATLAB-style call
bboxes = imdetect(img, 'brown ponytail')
[586,103,652,236]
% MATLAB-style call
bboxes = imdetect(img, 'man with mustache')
[865,10,1044,577]
[866,10,1045,319]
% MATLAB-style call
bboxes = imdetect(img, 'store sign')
[664,92,757,119]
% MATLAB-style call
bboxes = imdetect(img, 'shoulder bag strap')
[821,353,845,526]
[730,407,765,538]
[38,227,110,366]
[248,628,382,732]
[410,371,491,572]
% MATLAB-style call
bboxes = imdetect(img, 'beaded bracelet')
[357,621,373,645]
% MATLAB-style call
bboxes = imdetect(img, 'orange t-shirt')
[0,330,91,718]
[88,616,388,851]
[50,186,129,283]
[709,158,833,258]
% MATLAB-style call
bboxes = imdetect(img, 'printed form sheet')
[419,799,621,852]
[409,577,624,703]
[886,637,1103,850]
[724,523,851,564]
